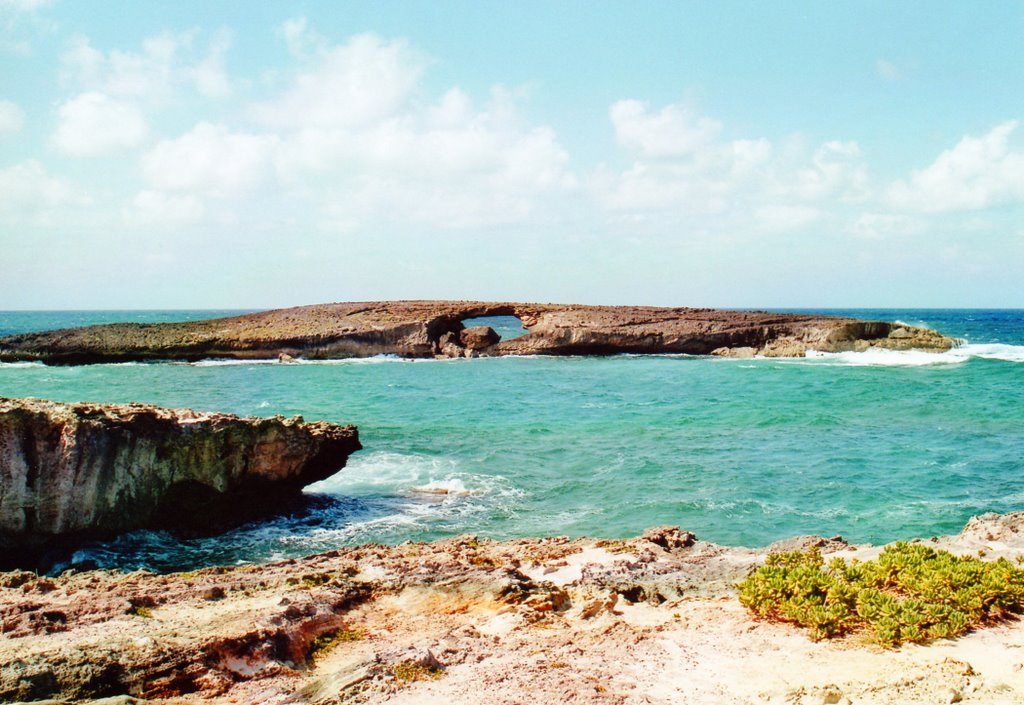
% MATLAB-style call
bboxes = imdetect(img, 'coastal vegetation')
[738,542,1024,647]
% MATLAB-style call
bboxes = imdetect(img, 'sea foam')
[803,343,1024,367]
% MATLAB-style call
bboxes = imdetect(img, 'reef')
[0,398,360,564]
[0,301,955,364]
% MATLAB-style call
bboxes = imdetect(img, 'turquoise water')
[1,309,1023,572]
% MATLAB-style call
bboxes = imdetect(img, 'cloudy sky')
[2,1,1023,309]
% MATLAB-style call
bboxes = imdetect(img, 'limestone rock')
[459,326,500,351]
[711,346,757,358]
[0,397,360,562]
[641,525,696,550]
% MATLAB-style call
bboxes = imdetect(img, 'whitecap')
[801,342,1024,367]
[893,319,933,330]
[308,451,519,501]
[959,343,1024,363]
[410,478,475,496]
[803,348,970,367]
[189,358,280,367]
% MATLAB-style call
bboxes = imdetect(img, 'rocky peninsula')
[0,398,360,565]
[3,514,1024,705]
[0,301,955,364]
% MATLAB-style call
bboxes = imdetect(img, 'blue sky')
[2,1,1023,308]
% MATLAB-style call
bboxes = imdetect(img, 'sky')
[1,1,1023,309]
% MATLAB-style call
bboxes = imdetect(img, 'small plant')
[739,543,1024,647]
[128,605,153,618]
[469,554,499,568]
[307,628,364,662]
[301,572,332,588]
[596,539,635,554]
[392,661,444,683]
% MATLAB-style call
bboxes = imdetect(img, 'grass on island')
[738,542,1024,647]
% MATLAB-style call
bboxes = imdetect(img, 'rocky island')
[0,301,955,365]
[0,398,360,565]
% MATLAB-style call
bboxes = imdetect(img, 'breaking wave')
[802,343,1024,367]
[52,451,522,573]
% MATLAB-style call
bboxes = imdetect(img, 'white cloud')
[141,122,278,196]
[119,25,574,233]
[595,100,879,236]
[188,29,232,99]
[610,99,721,159]
[274,86,574,229]
[252,30,422,129]
[280,16,325,58]
[0,0,52,9]
[59,31,232,103]
[0,160,89,223]
[0,0,54,54]
[51,91,148,156]
[123,190,206,226]
[847,212,925,240]
[755,204,819,232]
[242,29,575,230]
[887,121,1024,212]
[597,101,774,214]
[0,99,24,132]
[792,141,868,201]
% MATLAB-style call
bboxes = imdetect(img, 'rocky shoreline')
[0,301,955,364]
[0,398,360,566]
[3,514,1024,704]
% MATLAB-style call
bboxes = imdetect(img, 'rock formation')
[0,301,955,365]
[0,398,361,561]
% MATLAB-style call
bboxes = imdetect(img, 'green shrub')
[738,543,1024,647]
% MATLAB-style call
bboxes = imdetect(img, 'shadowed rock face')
[0,301,955,365]
[0,398,361,562]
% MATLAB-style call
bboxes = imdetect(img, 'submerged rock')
[0,397,360,563]
[0,300,956,364]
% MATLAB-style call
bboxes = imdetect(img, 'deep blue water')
[1,308,1022,572]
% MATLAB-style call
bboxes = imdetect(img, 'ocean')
[1,308,1022,573]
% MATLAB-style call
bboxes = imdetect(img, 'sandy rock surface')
[4,517,1024,704]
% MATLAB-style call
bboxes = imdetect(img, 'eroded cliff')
[0,398,360,561]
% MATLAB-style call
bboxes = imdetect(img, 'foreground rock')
[2,515,1024,704]
[0,398,360,563]
[0,301,955,364]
